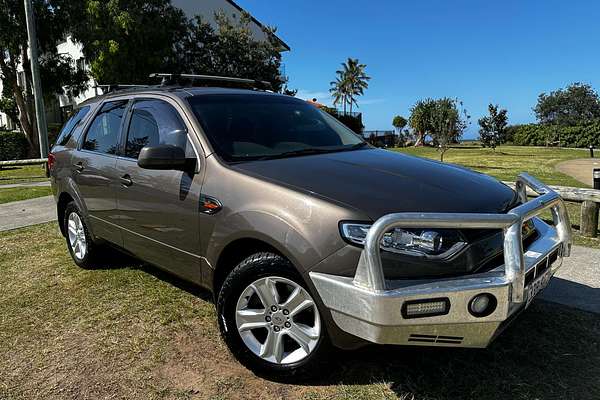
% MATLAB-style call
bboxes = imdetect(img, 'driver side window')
[125,99,193,159]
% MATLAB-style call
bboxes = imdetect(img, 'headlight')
[340,222,467,259]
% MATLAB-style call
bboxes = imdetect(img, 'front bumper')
[309,173,572,347]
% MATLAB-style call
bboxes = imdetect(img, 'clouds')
[295,89,332,105]
[296,89,385,108]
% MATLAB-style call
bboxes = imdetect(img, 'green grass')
[393,145,588,187]
[0,186,51,204]
[0,164,48,185]
[1,223,599,399]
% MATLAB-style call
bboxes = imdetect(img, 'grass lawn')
[1,223,599,400]
[0,186,51,204]
[393,145,589,187]
[0,164,48,185]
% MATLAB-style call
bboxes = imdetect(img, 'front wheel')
[217,252,329,379]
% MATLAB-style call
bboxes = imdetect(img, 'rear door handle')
[120,174,133,187]
[73,162,84,172]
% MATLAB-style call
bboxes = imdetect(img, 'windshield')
[187,94,366,161]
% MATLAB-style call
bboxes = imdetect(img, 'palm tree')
[329,58,370,114]
[329,76,349,113]
[344,58,370,114]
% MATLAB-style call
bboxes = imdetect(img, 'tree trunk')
[414,132,424,146]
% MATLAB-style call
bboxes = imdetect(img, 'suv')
[50,81,572,378]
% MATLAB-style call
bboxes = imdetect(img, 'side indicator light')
[200,195,222,214]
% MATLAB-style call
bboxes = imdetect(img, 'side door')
[115,98,204,283]
[71,100,129,246]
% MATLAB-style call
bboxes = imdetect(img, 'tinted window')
[125,99,191,159]
[187,94,364,161]
[56,106,90,146]
[83,100,128,154]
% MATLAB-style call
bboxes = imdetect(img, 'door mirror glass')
[137,144,186,170]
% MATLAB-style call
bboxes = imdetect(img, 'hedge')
[0,130,27,161]
[508,120,600,147]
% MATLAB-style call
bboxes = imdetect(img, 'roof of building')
[224,0,290,51]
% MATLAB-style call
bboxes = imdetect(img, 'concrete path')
[0,180,50,189]
[540,245,600,314]
[555,158,600,186]
[0,195,56,232]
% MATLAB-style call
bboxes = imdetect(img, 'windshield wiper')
[255,147,339,160]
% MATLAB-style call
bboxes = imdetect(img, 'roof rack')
[149,73,273,90]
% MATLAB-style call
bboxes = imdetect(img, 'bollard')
[581,168,600,238]
[590,145,595,158]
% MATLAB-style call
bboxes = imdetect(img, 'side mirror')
[137,145,187,170]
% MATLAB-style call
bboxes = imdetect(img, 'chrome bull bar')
[352,173,573,304]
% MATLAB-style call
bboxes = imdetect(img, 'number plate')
[525,268,553,308]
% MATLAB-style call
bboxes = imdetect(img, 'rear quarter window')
[55,106,91,147]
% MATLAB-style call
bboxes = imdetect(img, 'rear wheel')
[217,252,328,379]
[63,202,101,269]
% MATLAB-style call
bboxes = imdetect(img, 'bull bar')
[309,173,573,347]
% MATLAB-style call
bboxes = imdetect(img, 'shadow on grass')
[93,247,213,302]
[306,300,600,399]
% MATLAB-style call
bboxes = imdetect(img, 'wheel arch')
[212,237,298,300]
[57,192,74,236]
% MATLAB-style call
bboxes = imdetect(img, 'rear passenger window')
[83,100,128,154]
[125,99,191,159]
[55,106,90,146]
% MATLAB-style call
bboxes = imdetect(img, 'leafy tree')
[68,0,189,85]
[182,12,287,91]
[329,58,370,114]
[429,98,469,161]
[0,86,18,128]
[392,115,407,134]
[408,98,435,146]
[534,83,600,126]
[478,104,508,149]
[0,0,87,156]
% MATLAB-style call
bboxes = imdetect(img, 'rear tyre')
[217,252,329,380]
[63,202,101,269]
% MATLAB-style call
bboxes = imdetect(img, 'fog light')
[468,293,497,317]
[402,298,450,319]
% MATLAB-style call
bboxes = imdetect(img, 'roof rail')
[94,84,149,93]
[149,73,273,90]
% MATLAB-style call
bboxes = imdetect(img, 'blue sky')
[236,0,600,138]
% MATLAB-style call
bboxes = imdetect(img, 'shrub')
[0,130,27,161]
[510,120,600,147]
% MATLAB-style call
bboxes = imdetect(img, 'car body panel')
[232,148,518,220]
[115,157,206,284]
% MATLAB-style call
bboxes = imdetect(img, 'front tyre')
[217,252,328,379]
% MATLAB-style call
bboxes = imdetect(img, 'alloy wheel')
[67,212,87,260]
[235,276,321,364]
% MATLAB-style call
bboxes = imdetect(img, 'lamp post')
[23,0,49,158]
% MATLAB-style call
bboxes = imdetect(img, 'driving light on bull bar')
[340,223,466,258]
[468,293,497,317]
[402,298,450,319]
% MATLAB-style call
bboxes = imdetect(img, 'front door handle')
[120,174,133,187]
[73,162,84,172]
